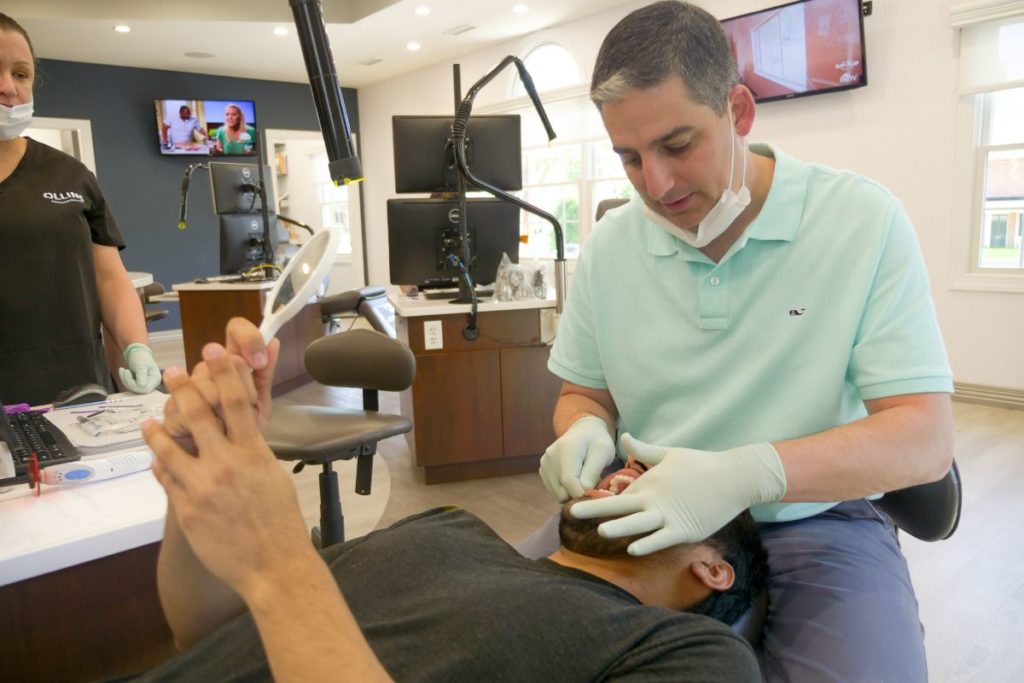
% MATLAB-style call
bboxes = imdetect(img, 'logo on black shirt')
[43,191,85,205]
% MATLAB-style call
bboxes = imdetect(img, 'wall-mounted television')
[154,99,258,156]
[721,0,867,103]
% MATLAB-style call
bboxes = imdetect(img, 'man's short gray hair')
[591,1,740,114]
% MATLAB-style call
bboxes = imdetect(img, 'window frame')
[951,90,1024,293]
[964,91,1024,278]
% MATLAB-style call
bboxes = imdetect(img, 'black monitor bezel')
[386,198,520,287]
[392,115,523,194]
[208,162,275,215]
[218,212,276,275]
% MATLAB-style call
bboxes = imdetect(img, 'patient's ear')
[690,558,735,592]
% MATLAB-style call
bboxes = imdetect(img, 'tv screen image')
[721,0,867,103]
[155,99,258,156]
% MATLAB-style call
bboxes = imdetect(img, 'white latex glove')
[119,343,161,393]
[539,415,616,501]
[570,433,787,555]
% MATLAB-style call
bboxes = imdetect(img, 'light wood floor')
[150,334,1024,681]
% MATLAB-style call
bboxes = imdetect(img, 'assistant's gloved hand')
[539,415,616,501]
[119,343,161,393]
[570,433,787,555]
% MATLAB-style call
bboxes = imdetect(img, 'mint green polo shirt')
[549,144,953,523]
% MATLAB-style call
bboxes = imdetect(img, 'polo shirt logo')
[789,308,806,316]
[43,191,85,205]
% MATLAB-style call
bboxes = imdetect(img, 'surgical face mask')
[643,107,750,249]
[0,100,34,140]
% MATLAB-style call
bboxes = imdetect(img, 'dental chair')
[320,286,395,340]
[267,327,416,547]
[595,197,630,222]
[732,461,963,647]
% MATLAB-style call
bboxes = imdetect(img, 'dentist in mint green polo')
[522,3,954,682]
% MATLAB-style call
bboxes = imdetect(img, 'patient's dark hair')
[559,506,767,625]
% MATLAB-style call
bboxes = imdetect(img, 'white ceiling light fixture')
[273,26,289,36]
[512,4,529,14]
[444,24,476,36]
[415,6,431,16]
[113,25,131,33]
[406,41,422,52]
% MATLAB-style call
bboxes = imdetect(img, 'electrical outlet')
[423,320,443,350]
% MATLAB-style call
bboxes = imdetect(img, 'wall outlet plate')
[424,320,443,350]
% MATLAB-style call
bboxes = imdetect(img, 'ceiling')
[8,0,637,88]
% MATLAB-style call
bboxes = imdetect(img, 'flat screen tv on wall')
[155,99,258,156]
[721,0,867,103]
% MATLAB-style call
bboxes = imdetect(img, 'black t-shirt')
[0,137,124,405]
[137,508,759,682]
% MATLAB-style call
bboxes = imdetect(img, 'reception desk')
[390,288,562,484]
[0,452,173,682]
[174,280,322,395]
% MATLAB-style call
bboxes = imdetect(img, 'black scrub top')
[0,137,125,406]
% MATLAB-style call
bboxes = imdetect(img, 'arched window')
[500,42,633,260]
[511,42,582,97]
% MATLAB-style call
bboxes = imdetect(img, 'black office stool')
[732,462,963,647]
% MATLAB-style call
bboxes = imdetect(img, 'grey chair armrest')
[320,286,387,317]
[874,461,962,542]
[304,329,415,391]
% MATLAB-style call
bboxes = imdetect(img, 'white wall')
[357,0,1024,390]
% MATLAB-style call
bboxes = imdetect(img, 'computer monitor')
[387,198,520,287]
[392,115,523,193]
[209,161,274,215]
[219,213,277,275]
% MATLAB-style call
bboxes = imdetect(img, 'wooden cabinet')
[176,284,322,395]
[396,304,562,484]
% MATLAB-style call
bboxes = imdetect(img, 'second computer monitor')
[219,212,276,275]
[392,115,522,194]
[387,198,520,288]
[209,161,275,215]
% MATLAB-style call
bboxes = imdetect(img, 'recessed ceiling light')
[512,4,529,14]
[114,25,131,33]
[273,26,289,36]
[406,41,422,52]
[415,6,431,16]
[184,51,215,59]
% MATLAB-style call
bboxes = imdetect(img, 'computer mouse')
[53,382,110,408]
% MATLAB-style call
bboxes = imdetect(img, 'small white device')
[40,451,153,485]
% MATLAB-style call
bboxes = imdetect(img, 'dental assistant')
[524,2,954,681]
[0,13,160,405]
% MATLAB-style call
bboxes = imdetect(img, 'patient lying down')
[551,456,767,625]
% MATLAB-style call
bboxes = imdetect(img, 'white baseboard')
[148,329,183,343]
[954,382,1024,410]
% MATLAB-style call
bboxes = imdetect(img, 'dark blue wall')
[33,59,359,331]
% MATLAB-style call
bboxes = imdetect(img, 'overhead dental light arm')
[290,0,363,186]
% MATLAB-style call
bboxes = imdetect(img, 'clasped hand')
[569,434,787,556]
[142,321,306,598]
